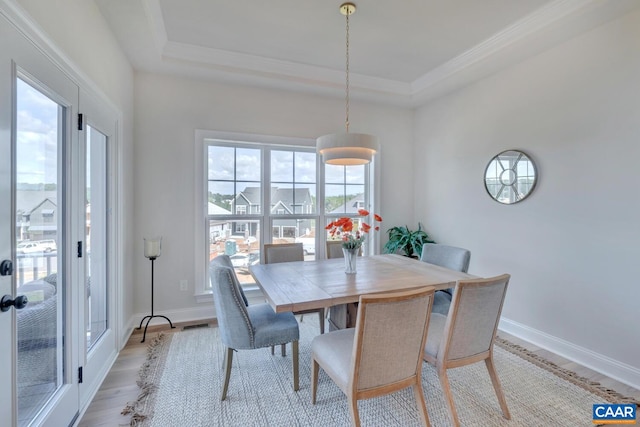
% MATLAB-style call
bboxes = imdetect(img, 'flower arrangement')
[326,209,383,250]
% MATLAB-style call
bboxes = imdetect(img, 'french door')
[0,12,118,426]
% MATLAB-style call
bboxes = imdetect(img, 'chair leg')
[318,308,325,334]
[221,347,234,401]
[221,347,226,370]
[437,366,460,427]
[281,343,286,356]
[485,354,511,420]
[413,382,431,427]
[348,394,361,427]
[292,340,299,391]
[300,313,304,322]
[311,358,319,404]
[271,345,274,355]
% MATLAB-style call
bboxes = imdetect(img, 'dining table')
[249,254,475,330]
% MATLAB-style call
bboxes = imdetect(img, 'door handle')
[1,295,28,312]
[0,260,12,276]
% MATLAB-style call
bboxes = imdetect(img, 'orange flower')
[326,212,382,250]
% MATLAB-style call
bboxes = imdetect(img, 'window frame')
[194,130,380,302]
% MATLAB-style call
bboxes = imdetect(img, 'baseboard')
[130,305,216,329]
[499,317,640,391]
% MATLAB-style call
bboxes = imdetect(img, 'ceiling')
[96,0,639,106]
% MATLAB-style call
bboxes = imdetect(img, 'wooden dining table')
[249,254,475,330]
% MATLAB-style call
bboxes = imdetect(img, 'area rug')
[122,320,638,426]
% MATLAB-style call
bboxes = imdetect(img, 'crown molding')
[161,40,412,97]
[411,0,598,96]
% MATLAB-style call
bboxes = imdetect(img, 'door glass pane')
[15,78,64,425]
[86,125,108,349]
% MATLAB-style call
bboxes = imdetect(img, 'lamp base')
[136,314,175,343]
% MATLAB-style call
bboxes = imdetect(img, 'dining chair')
[423,274,511,426]
[326,240,362,259]
[311,287,435,427]
[263,243,325,336]
[209,255,300,400]
[420,243,471,315]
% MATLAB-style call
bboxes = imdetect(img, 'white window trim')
[193,129,380,302]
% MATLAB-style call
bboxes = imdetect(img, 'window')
[194,130,378,299]
[324,163,373,252]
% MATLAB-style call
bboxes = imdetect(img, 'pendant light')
[317,3,378,166]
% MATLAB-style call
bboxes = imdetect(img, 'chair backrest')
[211,254,249,306]
[420,243,471,273]
[441,274,510,361]
[326,240,361,259]
[350,287,434,393]
[263,243,304,264]
[209,256,254,349]
[326,240,344,259]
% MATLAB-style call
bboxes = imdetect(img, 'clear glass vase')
[343,247,358,274]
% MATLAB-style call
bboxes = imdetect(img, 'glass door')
[14,77,67,426]
[1,14,80,427]
[77,95,118,406]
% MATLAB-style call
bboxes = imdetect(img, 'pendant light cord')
[345,9,350,133]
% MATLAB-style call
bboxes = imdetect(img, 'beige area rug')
[122,320,638,426]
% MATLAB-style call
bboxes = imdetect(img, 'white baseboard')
[130,305,216,330]
[499,317,640,391]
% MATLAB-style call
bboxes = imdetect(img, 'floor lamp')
[137,236,175,342]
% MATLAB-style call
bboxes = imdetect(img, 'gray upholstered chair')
[209,255,300,401]
[311,287,435,427]
[326,240,361,259]
[424,274,511,426]
[264,243,325,335]
[420,243,471,315]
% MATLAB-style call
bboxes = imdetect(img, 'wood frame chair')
[423,274,511,426]
[311,287,435,427]
[263,243,325,335]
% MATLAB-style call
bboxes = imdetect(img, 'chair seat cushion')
[424,313,447,358]
[311,328,355,391]
[247,303,299,348]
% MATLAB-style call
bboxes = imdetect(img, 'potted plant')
[383,223,434,259]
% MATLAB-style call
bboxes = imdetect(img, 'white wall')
[414,9,640,386]
[14,0,135,344]
[133,73,414,319]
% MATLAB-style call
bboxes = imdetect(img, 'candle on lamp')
[144,237,162,258]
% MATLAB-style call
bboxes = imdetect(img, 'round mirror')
[484,150,537,204]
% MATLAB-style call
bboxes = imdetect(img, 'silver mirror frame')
[484,150,537,205]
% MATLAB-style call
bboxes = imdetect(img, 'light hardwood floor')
[78,320,639,426]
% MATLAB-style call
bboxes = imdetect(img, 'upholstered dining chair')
[209,255,300,401]
[311,287,435,427]
[326,240,362,259]
[420,243,471,315]
[264,243,325,335]
[423,274,511,427]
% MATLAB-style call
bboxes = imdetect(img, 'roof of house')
[235,187,313,210]
[330,194,365,214]
[208,202,231,215]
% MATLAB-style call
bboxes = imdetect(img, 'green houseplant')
[383,223,434,259]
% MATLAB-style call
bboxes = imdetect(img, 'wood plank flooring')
[78,320,639,426]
